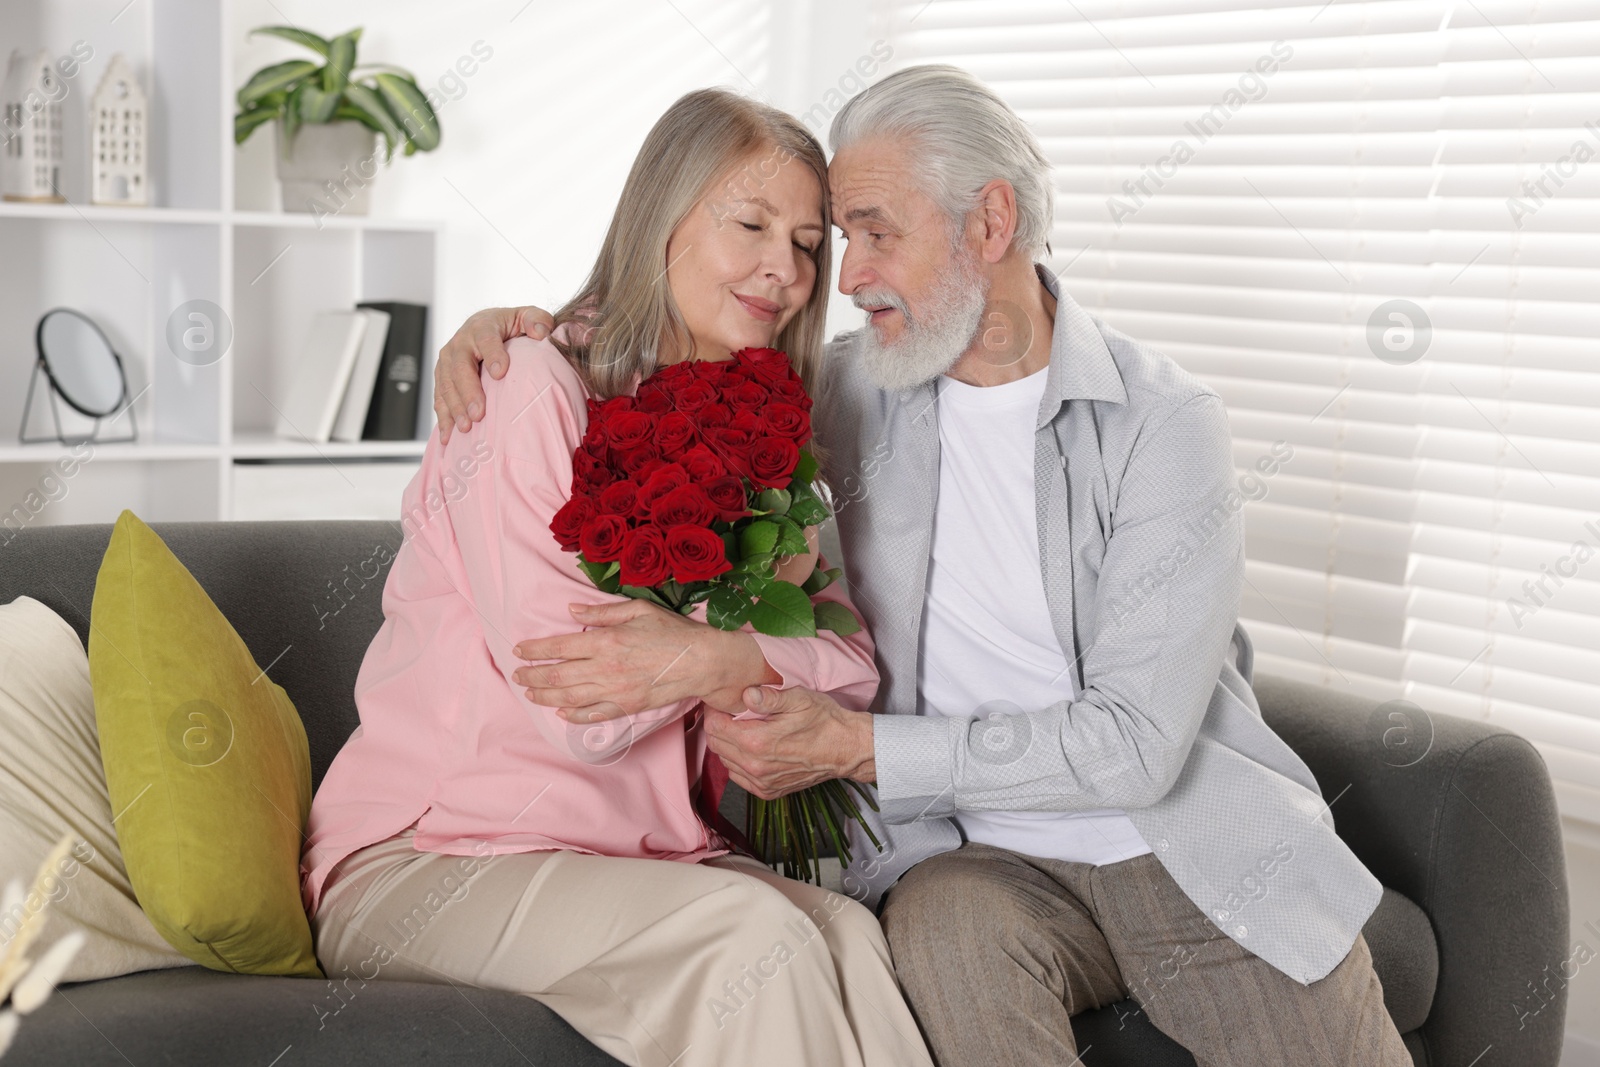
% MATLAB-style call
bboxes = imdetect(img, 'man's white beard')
[854,251,989,392]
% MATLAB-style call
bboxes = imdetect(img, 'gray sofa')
[0,520,1571,1066]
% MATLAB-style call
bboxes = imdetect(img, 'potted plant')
[234,27,440,215]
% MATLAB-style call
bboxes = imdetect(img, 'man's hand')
[434,305,557,444]
[512,599,778,722]
[704,686,877,799]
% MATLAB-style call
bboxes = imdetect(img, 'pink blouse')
[300,335,879,915]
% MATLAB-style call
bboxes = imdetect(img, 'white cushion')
[0,596,191,982]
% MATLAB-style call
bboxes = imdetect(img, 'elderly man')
[430,64,1408,1066]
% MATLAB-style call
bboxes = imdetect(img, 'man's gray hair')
[829,64,1054,259]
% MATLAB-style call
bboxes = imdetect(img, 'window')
[882,0,1600,824]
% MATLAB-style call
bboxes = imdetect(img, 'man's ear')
[975,178,1019,264]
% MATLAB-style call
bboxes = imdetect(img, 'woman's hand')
[772,525,820,586]
[512,600,779,722]
[433,305,556,444]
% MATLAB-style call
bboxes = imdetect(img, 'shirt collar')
[1035,263,1127,430]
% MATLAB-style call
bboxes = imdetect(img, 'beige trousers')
[310,826,934,1067]
[881,842,1411,1067]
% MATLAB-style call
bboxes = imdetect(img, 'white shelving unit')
[0,0,438,527]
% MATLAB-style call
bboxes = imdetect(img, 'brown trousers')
[879,842,1410,1067]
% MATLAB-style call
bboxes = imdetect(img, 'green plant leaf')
[250,26,332,57]
[323,29,360,96]
[237,59,319,107]
[813,600,861,636]
[749,580,816,638]
[793,449,819,486]
[756,488,791,516]
[706,585,753,630]
[281,83,305,150]
[341,82,402,160]
[786,484,830,526]
[801,565,841,596]
[738,520,779,560]
[619,585,671,609]
[233,105,279,145]
[373,72,440,151]
[298,83,340,124]
[774,518,809,558]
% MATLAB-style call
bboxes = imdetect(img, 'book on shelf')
[275,301,429,445]
[276,311,369,444]
[331,306,391,442]
[357,301,429,442]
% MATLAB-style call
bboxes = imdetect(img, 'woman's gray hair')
[828,64,1053,259]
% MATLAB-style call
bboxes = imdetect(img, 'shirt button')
[1158,838,1169,852]
[1214,909,1229,921]
[1235,925,1248,938]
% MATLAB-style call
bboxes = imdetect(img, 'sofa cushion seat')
[7,966,625,1066]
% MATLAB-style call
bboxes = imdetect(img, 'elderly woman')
[302,89,932,1067]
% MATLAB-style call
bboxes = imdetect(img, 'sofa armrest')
[1254,674,1570,1066]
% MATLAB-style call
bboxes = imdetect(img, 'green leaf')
[342,82,403,160]
[738,520,779,560]
[577,559,611,585]
[813,600,862,636]
[249,26,332,57]
[801,565,841,596]
[619,585,671,609]
[323,29,360,96]
[756,488,791,516]
[786,483,830,526]
[793,449,819,486]
[373,72,441,151]
[298,83,340,124]
[706,585,754,630]
[237,59,319,107]
[233,105,279,145]
[281,83,304,150]
[773,518,809,558]
[749,580,816,638]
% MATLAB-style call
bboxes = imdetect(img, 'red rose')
[734,347,796,384]
[605,410,657,453]
[761,402,810,443]
[671,379,719,413]
[692,358,731,380]
[597,481,638,517]
[550,495,595,551]
[619,525,671,587]
[578,513,628,562]
[709,428,756,469]
[636,464,689,519]
[679,444,726,481]
[578,463,614,494]
[590,394,635,420]
[698,402,733,429]
[617,444,662,476]
[729,409,764,434]
[652,360,695,387]
[703,475,751,522]
[655,411,698,458]
[746,436,800,489]
[771,377,812,411]
[630,456,668,483]
[650,484,716,527]
[634,386,673,415]
[664,525,732,583]
[727,379,771,410]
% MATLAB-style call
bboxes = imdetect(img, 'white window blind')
[878,0,1600,825]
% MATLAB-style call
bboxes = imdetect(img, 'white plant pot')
[273,120,379,216]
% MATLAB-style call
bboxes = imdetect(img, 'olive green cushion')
[87,511,321,977]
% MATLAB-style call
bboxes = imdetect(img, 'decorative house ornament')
[1,50,66,203]
[90,54,147,206]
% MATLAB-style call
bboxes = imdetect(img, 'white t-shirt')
[915,368,1152,866]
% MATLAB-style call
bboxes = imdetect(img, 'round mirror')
[36,309,128,418]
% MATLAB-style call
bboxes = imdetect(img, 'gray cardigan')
[818,264,1382,986]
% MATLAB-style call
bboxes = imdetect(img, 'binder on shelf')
[356,301,429,441]
[331,306,392,442]
[276,310,369,444]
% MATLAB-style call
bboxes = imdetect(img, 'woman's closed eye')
[742,220,817,256]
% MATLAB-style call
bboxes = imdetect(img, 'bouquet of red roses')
[549,346,881,882]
